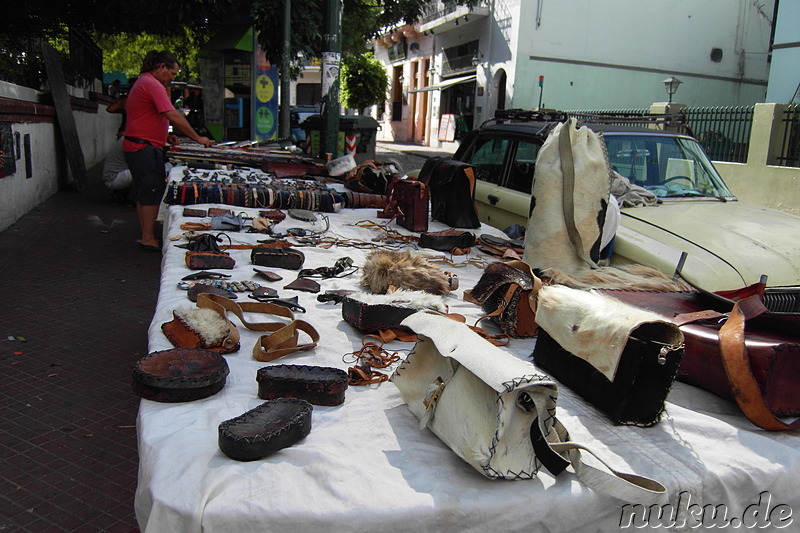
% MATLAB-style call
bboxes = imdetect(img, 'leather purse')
[251,247,305,270]
[532,285,684,427]
[463,260,540,338]
[380,177,429,232]
[599,288,800,430]
[257,364,348,406]
[418,157,481,229]
[419,229,476,252]
[185,251,235,270]
[132,348,230,402]
[341,290,447,335]
[218,398,313,461]
[391,312,666,503]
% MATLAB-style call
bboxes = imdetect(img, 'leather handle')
[718,296,800,431]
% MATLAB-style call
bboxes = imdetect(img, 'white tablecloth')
[135,200,800,532]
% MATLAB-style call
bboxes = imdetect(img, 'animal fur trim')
[360,250,452,295]
[348,289,448,313]
[541,264,691,292]
[173,307,230,346]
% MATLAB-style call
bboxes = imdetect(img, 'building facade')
[373,0,776,150]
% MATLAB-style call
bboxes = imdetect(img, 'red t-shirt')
[122,72,174,152]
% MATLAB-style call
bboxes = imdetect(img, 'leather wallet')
[251,247,305,270]
[185,251,236,270]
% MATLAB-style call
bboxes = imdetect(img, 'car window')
[466,137,511,185]
[506,141,540,193]
[604,135,732,198]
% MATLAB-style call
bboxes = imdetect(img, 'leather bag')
[257,364,348,406]
[463,260,540,338]
[418,157,481,229]
[391,312,666,503]
[599,288,800,430]
[380,177,429,232]
[532,285,684,427]
[251,247,305,270]
[419,229,476,252]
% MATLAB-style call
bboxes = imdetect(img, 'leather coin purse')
[251,247,305,270]
[257,364,348,406]
[218,398,313,461]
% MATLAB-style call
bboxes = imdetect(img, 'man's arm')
[162,108,213,147]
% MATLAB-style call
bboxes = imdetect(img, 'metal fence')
[685,106,753,164]
[776,104,800,168]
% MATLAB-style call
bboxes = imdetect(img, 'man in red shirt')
[123,50,213,251]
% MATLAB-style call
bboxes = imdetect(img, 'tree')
[340,53,389,113]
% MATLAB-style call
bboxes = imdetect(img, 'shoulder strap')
[718,296,800,430]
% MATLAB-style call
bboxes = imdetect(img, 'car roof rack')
[489,108,692,135]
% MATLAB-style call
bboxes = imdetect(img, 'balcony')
[418,0,490,34]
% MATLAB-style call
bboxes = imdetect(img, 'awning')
[409,74,477,93]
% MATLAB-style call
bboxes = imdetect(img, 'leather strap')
[558,121,599,269]
[197,293,320,362]
[717,296,800,431]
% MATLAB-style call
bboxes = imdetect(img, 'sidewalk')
[0,163,157,532]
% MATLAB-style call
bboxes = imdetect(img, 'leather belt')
[124,136,153,146]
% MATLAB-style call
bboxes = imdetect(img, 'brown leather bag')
[464,260,541,338]
[378,177,430,232]
[599,288,800,430]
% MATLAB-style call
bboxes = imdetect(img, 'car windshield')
[604,134,733,199]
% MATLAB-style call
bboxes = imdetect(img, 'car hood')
[620,201,800,288]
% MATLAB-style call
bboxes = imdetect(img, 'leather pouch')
[419,157,481,229]
[132,348,230,403]
[380,178,429,232]
[464,260,540,338]
[390,312,666,503]
[251,247,305,270]
[257,364,348,406]
[419,229,476,252]
[186,251,235,270]
[182,208,207,218]
[342,290,447,334]
[532,285,684,427]
[218,398,312,461]
[598,288,800,430]
[211,213,244,231]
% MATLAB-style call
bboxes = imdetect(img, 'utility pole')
[320,0,342,159]
[279,0,291,140]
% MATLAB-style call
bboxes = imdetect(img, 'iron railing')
[685,106,753,164]
[419,0,487,25]
[776,104,800,168]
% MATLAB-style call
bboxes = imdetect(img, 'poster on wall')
[252,46,278,141]
[438,114,456,142]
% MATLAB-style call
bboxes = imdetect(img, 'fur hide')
[541,264,691,291]
[360,250,452,295]
[523,119,610,274]
[174,307,229,345]
[348,289,448,313]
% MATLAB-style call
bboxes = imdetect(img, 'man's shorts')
[124,145,166,205]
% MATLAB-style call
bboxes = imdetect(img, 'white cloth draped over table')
[136,195,800,532]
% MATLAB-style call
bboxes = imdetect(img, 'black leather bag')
[251,247,305,270]
[419,157,481,229]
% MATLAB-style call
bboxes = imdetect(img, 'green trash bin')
[302,115,380,164]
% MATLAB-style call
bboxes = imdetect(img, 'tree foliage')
[340,53,389,112]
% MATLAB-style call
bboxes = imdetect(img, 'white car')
[453,111,800,306]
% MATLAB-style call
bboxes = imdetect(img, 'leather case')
[599,289,800,418]
[185,251,235,270]
[342,296,418,333]
[132,348,230,403]
[381,178,429,232]
[251,247,305,270]
[419,229,476,252]
[218,398,313,461]
[257,364,348,406]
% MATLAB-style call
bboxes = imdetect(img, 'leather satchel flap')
[251,247,305,270]
[467,261,536,305]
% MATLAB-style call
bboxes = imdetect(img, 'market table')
[135,192,800,532]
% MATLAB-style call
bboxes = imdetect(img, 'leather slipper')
[140,243,162,253]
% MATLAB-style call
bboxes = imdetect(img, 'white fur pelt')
[174,307,229,345]
[541,264,692,291]
[523,119,610,274]
[349,289,448,313]
[535,285,683,381]
[360,250,451,295]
